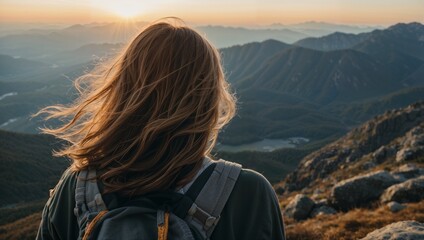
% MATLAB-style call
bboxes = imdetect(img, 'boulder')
[330,170,399,210]
[310,205,337,217]
[386,201,406,213]
[380,176,424,203]
[284,194,315,221]
[360,221,424,240]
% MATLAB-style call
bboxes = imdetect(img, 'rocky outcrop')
[380,176,424,203]
[360,221,424,240]
[396,125,424,162]
[372,146,396,163]
[284,194,315,221]
[330,170,399,210]
[391,164,423,181]
[283,102,424,192]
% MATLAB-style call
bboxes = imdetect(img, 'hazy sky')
[1,0,423,26]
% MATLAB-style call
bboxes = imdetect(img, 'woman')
[35,18,285,240]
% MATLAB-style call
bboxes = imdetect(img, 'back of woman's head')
[35,18,236,196]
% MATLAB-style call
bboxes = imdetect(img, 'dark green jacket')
[36,167,286,240]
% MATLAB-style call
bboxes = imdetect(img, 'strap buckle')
[188,203,220,229]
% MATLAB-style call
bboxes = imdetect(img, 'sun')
[91,0,146,19]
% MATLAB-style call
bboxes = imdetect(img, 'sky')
[1,0,423,27]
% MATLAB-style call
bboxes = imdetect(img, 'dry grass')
[0,212,41,240]
[284,200,424,240]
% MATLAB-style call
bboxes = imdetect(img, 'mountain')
[197,26,308,47]
[403,64,424,86]
[294,32,371,51]
[236,47,399,104]
[0,55,50,77]
[293,22,424,85]
[294,22,424,60]
[0,23,140,59]
[220,39,290,82]
[355,22,424,61]
[0,23,309,61]
[45,43,124,66]
[287,21,381,34]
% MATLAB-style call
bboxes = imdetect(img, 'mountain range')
[1,22,424,147]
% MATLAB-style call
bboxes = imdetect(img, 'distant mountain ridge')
[1,22,424,146]
[294,32,371,51]
[0,55,50,76]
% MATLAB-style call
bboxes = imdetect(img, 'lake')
[215,137,310,152]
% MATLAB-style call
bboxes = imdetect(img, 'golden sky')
[1,0,423,26]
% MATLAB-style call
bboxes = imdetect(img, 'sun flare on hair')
[91,0,146,19]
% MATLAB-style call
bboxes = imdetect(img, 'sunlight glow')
[91,0,146,19]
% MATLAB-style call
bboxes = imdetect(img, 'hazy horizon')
[1,0,423,27]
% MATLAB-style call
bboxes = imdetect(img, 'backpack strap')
[74,169,107,238]
[185,159,242,239]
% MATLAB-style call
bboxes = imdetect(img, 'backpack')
[73,159,242,240]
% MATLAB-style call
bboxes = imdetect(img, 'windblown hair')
[34,19,236,196]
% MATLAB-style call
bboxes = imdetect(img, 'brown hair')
[34,18,236,196]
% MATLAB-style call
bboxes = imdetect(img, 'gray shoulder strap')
[74,169,107,228]
[186,159,242,239]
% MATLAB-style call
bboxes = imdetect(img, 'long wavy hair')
[34,19,236,196]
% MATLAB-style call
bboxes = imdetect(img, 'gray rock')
[391,164,423,181]
[360,221,424,240]
[284,194,315,221]
[330,170,399,210]
[310,205,337,217]
[373,146,387,163]
[396,147,424,162]
[315,198,329,207]
[381,176,424,203]
[387,201,406,213]
[396,148,414,162]
[362,162,376,170]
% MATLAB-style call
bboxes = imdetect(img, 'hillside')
[236,47,399,104]
[0,130,68,206]
[281,101,424,192]
[277,102,424,239]
[220,39,290,82]
[0,55,49,77]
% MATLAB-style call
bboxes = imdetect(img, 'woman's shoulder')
[222,162,279,208]
[47,168,79,209]
[235,167,276,194]
[211,164,285,240]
